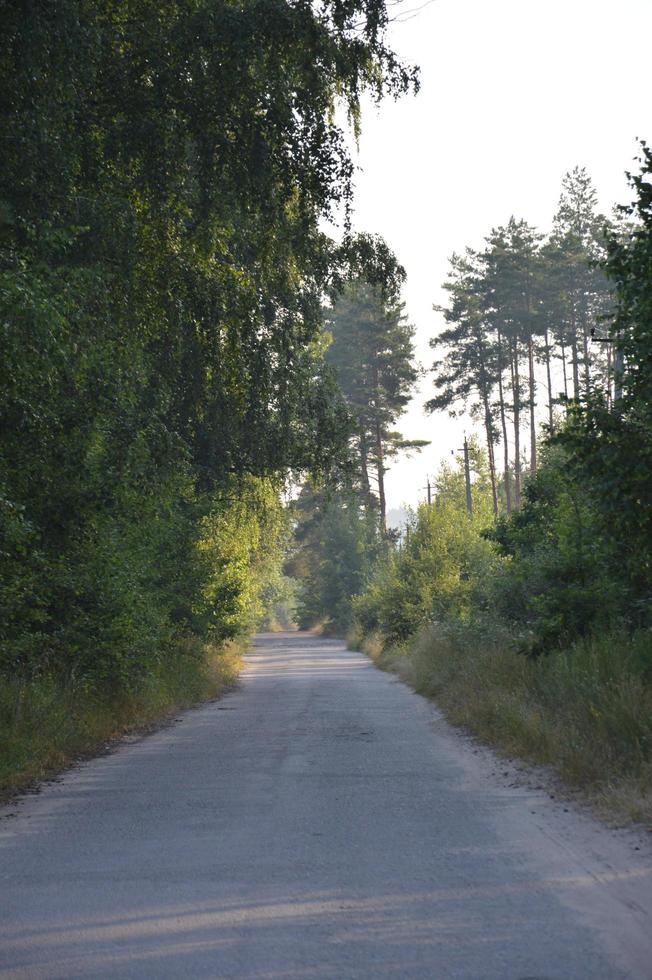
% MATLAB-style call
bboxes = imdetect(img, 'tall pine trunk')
[544,327,554,434]
[527,332,536,474]
[374,412,386,535]
[483,398,498,517]
[510,338,522,509]
[477,339,498,516]
[581,310,591,396]
[571,307,580,398]
[497,328,511,514]
[371,363,386,535]
[359,427,374,513]
[561,338,569,399]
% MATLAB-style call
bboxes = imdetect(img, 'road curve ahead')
[2,633,652,979]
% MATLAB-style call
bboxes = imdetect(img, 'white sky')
[347,0,652,511]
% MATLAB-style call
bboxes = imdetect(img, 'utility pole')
[420,477,432,505]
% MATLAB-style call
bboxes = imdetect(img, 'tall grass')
[360,621,652,824]
[0,638,242,801]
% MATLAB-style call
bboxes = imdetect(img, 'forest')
[1,1,652,816]
[0,0,414,791]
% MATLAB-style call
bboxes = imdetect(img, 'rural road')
[2,632,652,979]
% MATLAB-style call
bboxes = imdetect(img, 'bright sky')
[348,0,652,512]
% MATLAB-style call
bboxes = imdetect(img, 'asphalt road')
[2,632,652,979]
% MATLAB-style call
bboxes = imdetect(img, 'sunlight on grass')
[0,639,243,801]
[360,622,652,825]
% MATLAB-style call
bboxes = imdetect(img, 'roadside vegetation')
[0,638,242,801]
[294,151,652,824]
[0,1,415,795]
[349,475,652,823]
[3,3,652,826]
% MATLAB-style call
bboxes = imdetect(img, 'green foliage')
[196,479,289,642]
[352,420,647,669]
[346,156,652,821]
[354,453,498,646]
[415,157,652,661]
[427,249,499,427]
[428,171,614,515]
[486,443,621,652]
[325,275,426,529]
[326,281,419,439]
[0,0,415,693]
[556,145,652,629]
[384,619,652,819]
[288,482,381,634]
[0,637,243,800]
[288,253,424,634]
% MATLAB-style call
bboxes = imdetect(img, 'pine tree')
[427,250,500,515]
[484,218,542,499]
[548,168,610,401]
[325,280,425,533]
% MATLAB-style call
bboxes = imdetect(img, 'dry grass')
[362,621,652,826]
[0,638,243,802]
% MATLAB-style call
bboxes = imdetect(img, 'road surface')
[2,632,652,978]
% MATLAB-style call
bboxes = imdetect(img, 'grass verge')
[0,637,243,802]
[350,621,652,825]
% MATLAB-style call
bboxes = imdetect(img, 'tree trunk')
[371,361,386,535]
[497,328,511,514]
[374,412,386,535]
[571,308,580,399]
[527,332,536,474]
[483,399,498,517]
[561,339,569,400]
[510,338,522,508]
[359,426,374,513]
[544,327,554,434]
[477,339,498,516]
[581,312,591,397]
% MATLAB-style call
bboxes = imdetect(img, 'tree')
[484,218,543,493]
[546,168,610,402]
[427,250,500,515]
[352,447,498,646]
[558,146,652,627]
[0,0,418,683]
[287,482,380,633]
[325,276,426,533]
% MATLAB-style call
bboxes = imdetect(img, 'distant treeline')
[429,167,621,515]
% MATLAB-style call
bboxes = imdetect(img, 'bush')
[354,493,499,646]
